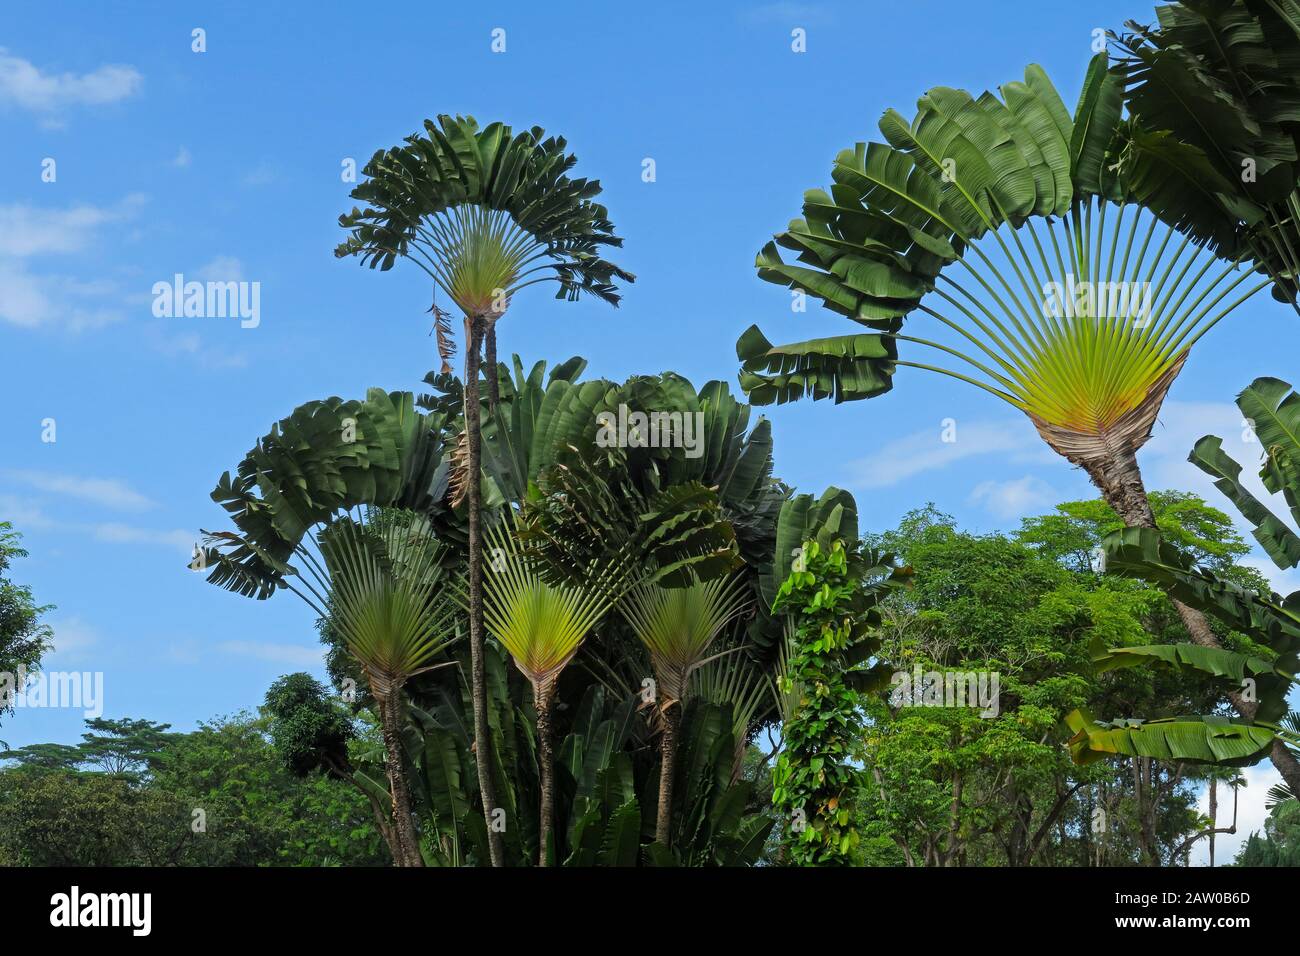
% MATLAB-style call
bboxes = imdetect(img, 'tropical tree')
[619,575,751,846]
[337,115,632,865]
[482,518,615,865]
[0,522,52,731]
[770,539,909,865]
[1234,797,1300,865]
[317,513,461,866]
[202,362,849,866]
[262,673,400,863]
[0,712,389,867]
[1110,0,1300,308]
[736,56,1286,780]
[1073,376,1300,797]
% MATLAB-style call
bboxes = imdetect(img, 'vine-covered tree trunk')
[1085,449,1300,799]
[655,702,680,847]
[465,315,505,868]
[1209,778,1219,868]
[376,692,423,867]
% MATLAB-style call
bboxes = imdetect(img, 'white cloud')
[0,201,131,258]
[195,256,244,282]
[0,494,54,530]
[969,475,1059,520]
[44,615,100,665]
[144,323,250,370]
[0,264,124,330]
[91,523,193,552]
[0,196,142,332]
[844,418,1054,490]
[3,470,154,512]
[216,641,326,667]
[171,146,191,168]
[0,483,194,554]
[0,262,54,328]
[0,49,141,113]
[241,163,276,187]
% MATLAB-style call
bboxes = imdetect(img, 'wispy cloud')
[195,256,245,282]
[91,523,193,552]
[0,475,193,554]
[241,163,277,187]
[0,48,142,114]
[171,146,191,168]
[217,641,325,667]
[44,615,101,665]
[0,196,144,332]
[146,327,250,370]
[3,470,154,511]
[843,418,1053,490]
[0,198,142,258]
[140,255,253,368]
[0,493,54,530]
[969,475,1059,520]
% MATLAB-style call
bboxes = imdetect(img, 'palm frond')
[319,511,461,694]
[740,56,1272,463]
[619,574,752,702]
[482,516,614,688]
[338,115,633,312]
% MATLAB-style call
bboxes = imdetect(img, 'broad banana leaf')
[1187,377,1300,568]
[1066,708,1276,766]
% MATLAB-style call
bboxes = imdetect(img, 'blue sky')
[2,1,1298,861]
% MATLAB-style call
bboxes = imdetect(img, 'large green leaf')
[1066,709,1277,765]
[1102,525,1300,722]
[1092,641,1282,682]
[1189,435,1300,569]
[736,324,896,406]
[202,389,451,601]
[1114,0,1300,301]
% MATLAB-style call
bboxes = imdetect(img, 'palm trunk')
[1086,447,1300,799]
[534,678,556,866]
[465,314,506,868]
[376,693,424,867]
[324,754,401,865]
[655,702,680,847]
[1209,778,1218,868]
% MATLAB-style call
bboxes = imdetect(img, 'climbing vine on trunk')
[771,539,908,865]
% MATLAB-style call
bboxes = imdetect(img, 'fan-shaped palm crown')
[619,575,751,704]
[482,520,613,693]
[336,114,634,317]
[319,512,460,696]
[738,54,1272,470]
